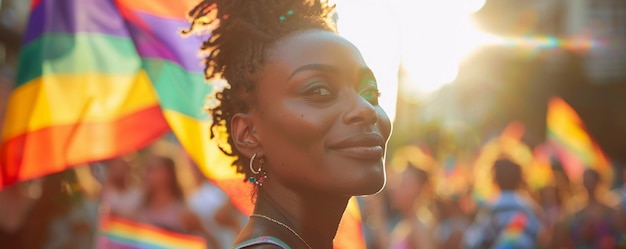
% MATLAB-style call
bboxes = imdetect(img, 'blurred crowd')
[359,148,626,249]
[1,0,626,249]
[1,139,626,249]
[0,146,246,249]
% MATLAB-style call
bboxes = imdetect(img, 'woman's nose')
[343,92,378,126]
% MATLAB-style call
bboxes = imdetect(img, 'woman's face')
[247,30,391,196]
[388,168,423,213]
[105,158,130,182]
[144,158,170,189]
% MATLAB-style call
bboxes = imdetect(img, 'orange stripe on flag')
[334,198,366,249]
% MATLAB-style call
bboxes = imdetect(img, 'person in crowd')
[42,170,98,249]
[553,168,624,249]
[133,155,220,249]
[462,158,545,249]
[359,192,401,249]
[187,162,245,248]
[184,0,392,248]
[99,156,143,218]
[0,171,96,249]
[0,179,41,245]
[537,185,563,238]
[387,162,435,249]
[431,197,470,249]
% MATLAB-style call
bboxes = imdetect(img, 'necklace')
[250,214,312,249]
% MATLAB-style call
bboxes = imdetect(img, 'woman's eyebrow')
[288,63,340,80]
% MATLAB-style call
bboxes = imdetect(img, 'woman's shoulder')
[231,236,291,249]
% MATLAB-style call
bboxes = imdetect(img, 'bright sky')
[335,0,493,121]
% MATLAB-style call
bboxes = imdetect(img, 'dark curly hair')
[184,0,336,182]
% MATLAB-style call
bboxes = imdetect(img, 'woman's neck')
[586,188,598,203]
[253,185,349,249]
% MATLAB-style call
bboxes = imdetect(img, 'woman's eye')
[303,81,335,101]
[312,87,332,96]
[361,88,381,105]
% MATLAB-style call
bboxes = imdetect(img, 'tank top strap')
[231,236,291,249]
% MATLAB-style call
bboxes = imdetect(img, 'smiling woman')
[184,0,392,248]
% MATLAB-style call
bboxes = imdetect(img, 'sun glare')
[335,0,402,122]
[336,0,492,104]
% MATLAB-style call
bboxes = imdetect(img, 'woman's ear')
[231,113,262,158]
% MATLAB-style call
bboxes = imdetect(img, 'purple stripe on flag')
[24,0,208,72]
[24,0,128,44]
[128,11,208,73]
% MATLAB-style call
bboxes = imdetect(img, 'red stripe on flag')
[0,106,169,189]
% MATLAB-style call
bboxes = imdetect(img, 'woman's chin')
[346,174,386,197]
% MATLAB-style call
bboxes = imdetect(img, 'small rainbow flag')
[98,216,206,249]
[494,212,528,249]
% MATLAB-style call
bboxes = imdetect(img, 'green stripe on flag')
[144,59,212,121]
[547,129,593,165]
[17,33,140,87]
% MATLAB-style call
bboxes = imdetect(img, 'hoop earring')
[249,153,261,174]
[249,154,267,186]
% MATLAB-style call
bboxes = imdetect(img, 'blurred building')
[562,0,626,85]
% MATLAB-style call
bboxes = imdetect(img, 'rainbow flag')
[546,97,611,183]
[493,212,528,249]
[0,0,242,202]
[98,215,206,249]
[0,0,197,188]
[0,0,364,247]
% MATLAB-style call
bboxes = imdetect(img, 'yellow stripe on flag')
[161,110,240,180]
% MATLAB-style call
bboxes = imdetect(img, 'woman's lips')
[329,133,385,160]
[332,145,384,160]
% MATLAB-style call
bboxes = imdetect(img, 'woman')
[387,163,434,249]
[187,160,244,248]
[185,0,392,248]
[99,156,143,218]
[133,155,220,249]
[431,198,470,249]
